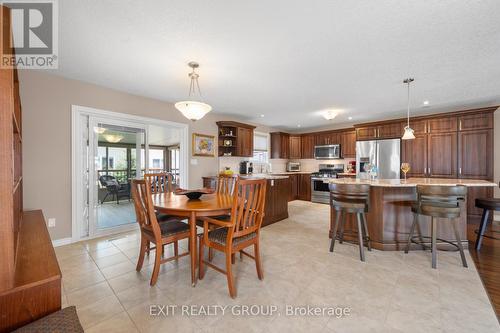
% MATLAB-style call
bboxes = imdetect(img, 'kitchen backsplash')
[218,157,356,174]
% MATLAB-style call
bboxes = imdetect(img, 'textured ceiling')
[53,0,500,130]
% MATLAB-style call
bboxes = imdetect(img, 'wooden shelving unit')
[216,121,255,157]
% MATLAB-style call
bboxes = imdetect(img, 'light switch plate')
[48,218,56,228]
[190,159,198,165]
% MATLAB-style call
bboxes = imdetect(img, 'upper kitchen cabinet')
[427,116,457,133]
[340,130,356,158]
[403,119,428,135]
[315,131,339,146]
[458,110,494,131]
[289,135,302,159]
[270,132,290,159]
[427,132,458,178]
[458,129,493,179]
[217,121,256,157]
[301,134,315,159]
[356,122,403,140]
[401,134,427,177]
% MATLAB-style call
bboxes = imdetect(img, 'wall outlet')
[48,218,56,228]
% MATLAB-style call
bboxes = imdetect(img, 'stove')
[311,164,344,204]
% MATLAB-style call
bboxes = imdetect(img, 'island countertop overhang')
[326,177,498,187]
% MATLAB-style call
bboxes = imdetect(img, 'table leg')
[189,211,197,286]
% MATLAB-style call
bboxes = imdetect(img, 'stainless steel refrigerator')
[356,139,401,179]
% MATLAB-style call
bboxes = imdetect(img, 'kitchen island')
[202,174,290,226]
[326,177,497,251]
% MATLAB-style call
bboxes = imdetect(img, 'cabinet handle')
[424,124,427,133]
[374,129,377,138]
[428,124,431,133]
[428,167,431,175]
[459,167,462,175]
[459,120,462,131]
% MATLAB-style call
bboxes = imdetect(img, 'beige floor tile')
[85,311,138,333]
[76,294,124,329]
[107,270,151,293]
[116,284,171,310]
[66,281,114,308]
[94,252,131,269]
[89,246,122,259]
[101,260,137,279]
[63,269,106,293]
[55,244,88,260]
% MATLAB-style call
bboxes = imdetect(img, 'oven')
[311,177,333,204]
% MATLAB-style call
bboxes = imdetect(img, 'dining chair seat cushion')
[143,220,190,238]
[475,198,500,211]
[208,227,256,246]
[196,214,231,227]
[156,212,182,223]
[13,306,83,333]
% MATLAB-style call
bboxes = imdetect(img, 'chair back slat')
[131,179,161,239]
[230,179,267,239]
[144,172,173,194]
[216,174,239,195]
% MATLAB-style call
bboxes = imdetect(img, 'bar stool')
[405,185,468,269]
[474,198,500,250]
[329,183,371,262]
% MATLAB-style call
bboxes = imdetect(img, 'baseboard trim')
[52,237,73,247]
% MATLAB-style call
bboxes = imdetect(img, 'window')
[152,159,161,168]
[169,147,180,184]
[251,132,269,163]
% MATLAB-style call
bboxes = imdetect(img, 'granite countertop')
[270,171,313,175]
[337,172,357,176]
[240,173,289,180]
[326,177,498,187]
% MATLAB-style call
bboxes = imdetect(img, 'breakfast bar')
[327,178,497,251]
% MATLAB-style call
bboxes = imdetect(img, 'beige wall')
[19,70,275,240]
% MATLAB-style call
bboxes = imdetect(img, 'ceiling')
[55,1,500,130]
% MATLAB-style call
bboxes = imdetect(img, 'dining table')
[152,192,233,286]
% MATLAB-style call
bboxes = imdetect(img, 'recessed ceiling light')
[297,124,301,128]
[348,116,353,120]
[423,100,430,106]
[260,114,265,117]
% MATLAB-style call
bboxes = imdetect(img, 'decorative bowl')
[174,188,215,200]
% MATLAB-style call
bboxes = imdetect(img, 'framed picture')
[192,133,215,156]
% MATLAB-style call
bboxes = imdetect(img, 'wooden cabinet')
[298,173,311,201]
[340,130,356,158]
[270,132,290,159]
[401,134,428,177]
[427,132,458,178]
[458,129,493,179]
[288,174,299,201]
[300,134,315,159]
[458,112,493,131]
[356,126,378,141]
[263,178,289,226]
[427,116,457,133]
[217,121,255,157]
[467,187,494,218]
[289,136,302,159]
[403,119,427,135]
[356,122,403,140]
[315,131,339,146]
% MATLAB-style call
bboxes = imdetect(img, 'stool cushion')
[13,306,84,333]
[475,198,500,211]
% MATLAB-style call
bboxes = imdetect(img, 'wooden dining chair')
[144,172,173,194]
[131,179,191,286]
[198,178,267,298]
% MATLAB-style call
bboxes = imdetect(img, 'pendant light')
[402,77,416,140]
[175,61,212,121]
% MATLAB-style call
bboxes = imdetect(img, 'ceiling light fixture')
[423,100,430,106]
[103,134,124,143]
[402,78,416,140]
[175,61,212,121]
[323,110,338,121]
[297,124,301,128]
[260,114,265,118]
[348,116,353,120]
[93,127,106,134]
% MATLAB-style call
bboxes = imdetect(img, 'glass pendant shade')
[175,61,212,121]
[402,126,416,140]
[174,100,212,121]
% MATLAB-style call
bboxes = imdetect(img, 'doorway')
[71,106,189,241]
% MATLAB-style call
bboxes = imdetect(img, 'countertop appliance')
[356,139,400,179]
[311,164,344,204]
[286,162,301,172]
[314,144,341,160]
[239,161,253,175]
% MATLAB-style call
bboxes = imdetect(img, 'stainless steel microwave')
[314,144,341,160]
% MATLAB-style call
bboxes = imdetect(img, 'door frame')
[71,105,189,242]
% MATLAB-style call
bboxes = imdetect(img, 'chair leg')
[330,209,341,252]
[415,217,425,250]
[136,236,147,271]
[475,209,490,251]
[338,211,346,244]
[254,241,264,280]
[225,251,236,298]
[431,217,437,269]
[198,238,205,280]
[405,214,418,254]
[231,253,236,264]
[356,212,366,262]
[208,248,214,262]
[174,241,178,258]
[451,218,468,268]
[361,212,371,251]
[146,241,151,256]
[150,242,163,286]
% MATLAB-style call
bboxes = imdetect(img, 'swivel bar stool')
[329,183,371,262]
[474,197,500,250]
[405,185,468,269]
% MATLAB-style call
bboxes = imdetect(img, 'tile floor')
[56,201,500,333]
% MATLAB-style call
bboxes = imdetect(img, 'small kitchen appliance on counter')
[239,161,253,175]
[286,162,301,172]
[311,164,345,204]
